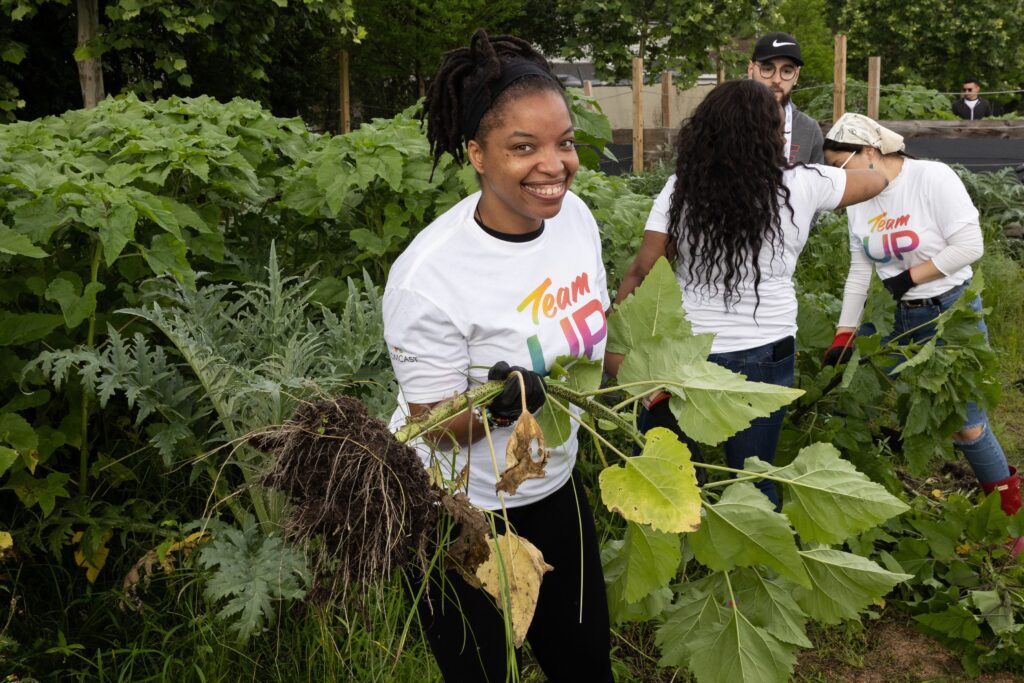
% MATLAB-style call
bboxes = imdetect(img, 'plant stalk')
[79,240,103,495]
[394,381,504,444]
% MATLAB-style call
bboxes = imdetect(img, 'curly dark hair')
[422,28,563,168]
[666,79,794,311]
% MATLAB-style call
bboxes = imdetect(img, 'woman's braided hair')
[422,28,562,168]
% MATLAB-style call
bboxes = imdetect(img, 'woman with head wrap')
[822,113,1021,552]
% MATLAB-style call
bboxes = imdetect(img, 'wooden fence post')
[867,56,881,120]
[833,34,847,122]
[661,71,672,128]
[339,49,351,134]
[632,57,644,173]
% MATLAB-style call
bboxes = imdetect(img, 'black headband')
[460,61,557,141]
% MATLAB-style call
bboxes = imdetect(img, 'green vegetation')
[2,93,1024,681]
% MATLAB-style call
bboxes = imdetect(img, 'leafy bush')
[798,78,958,121]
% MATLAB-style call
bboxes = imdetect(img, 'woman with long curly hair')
[608,79,887,507]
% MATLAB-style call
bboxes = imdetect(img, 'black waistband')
[898,282,964,308]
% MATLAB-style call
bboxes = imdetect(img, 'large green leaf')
[749,443,909,544]
[131,191,181,239]
[0,312,64,345]
[603,522,681,604]
[620,344,803,445]
[730,569,812,648]
[793,549,912,624]
[599,427,701,533]
[690,483,810,587]
[3,470,71,517]
[686,603,797,683]
[656,573,727,668]
[0,446,18,476]
[44,278,106,329]
[0,224,47,258]
[607,257,697,355]
[97,202,138,264]
[914,605,982,641]
[0,412,38,455]
[142,234,193,284]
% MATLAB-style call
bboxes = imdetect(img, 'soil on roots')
[253,396,439,601]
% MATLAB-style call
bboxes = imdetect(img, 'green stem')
[394,381,504,444]
[700,474,762,489]
[545,384,642,448]
[79,240,103,495]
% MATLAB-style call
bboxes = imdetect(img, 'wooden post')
[716,51,726,84]
[632,57,644,173]
[76,0,105,108]
[582,80,593,98]
[867,56,881,120]
[833,34,847,122]
[661,71,672,128]
[339,49,351,134]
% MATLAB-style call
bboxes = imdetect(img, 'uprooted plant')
[244,257,925,683]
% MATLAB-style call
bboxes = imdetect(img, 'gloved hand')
[882,269,915,302]
[823,331,856,367]
[487,361,546,420]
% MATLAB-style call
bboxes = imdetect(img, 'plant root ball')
[254,397,438,599]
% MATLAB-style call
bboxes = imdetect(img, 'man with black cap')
[748,31,823,164]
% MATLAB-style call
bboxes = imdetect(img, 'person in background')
[822,113,1021,554]
[384,29,614,683]
[748,31,824,164]
[953,79,995,120]
[608,80,886,509]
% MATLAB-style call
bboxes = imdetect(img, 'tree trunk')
[76,0,105,108]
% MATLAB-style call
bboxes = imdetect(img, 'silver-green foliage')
[198,515,309,643]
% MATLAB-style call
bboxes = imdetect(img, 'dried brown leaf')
[496,412,549,495]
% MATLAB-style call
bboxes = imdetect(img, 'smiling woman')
[382,29,614,683]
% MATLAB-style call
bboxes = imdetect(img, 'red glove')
[823,331,855,367]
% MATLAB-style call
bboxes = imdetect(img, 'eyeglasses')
[756,63,798,81]
[838,151,857,169]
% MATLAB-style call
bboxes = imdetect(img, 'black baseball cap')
[751,32,803,66]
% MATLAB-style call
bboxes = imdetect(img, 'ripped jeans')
[861,280,1009,484]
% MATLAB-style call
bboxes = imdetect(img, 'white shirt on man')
[384,191,610,510]
[645,165,847,353]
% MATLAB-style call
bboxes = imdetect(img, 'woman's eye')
[515,144,533,152]
[560,139,576,149]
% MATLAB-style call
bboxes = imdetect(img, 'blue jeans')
[861,281,1009,484]
[637,336,794,509]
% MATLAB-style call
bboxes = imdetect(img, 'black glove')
[487,361,546,420]
[882,269,915,302]
[822,332,856,367]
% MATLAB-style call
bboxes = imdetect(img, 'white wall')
[590,82,715,130]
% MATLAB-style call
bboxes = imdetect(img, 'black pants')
[409,471,613,682]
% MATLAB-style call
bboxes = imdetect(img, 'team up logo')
[862,211,919,263]
[516,271,607,374]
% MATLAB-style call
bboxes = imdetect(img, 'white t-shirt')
[645,165,847,353]
[384,191,610,510]
[837,159,980,327]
